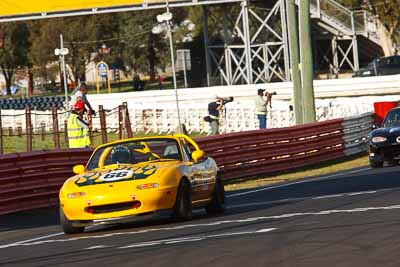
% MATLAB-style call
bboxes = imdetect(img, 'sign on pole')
[96,61,111,94]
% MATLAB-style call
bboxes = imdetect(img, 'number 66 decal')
[100,170,134,181]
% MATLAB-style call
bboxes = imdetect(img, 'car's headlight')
[363,70,371,75]
[67,192,86,198]
[136,183,159,190]
[371,136,387,143]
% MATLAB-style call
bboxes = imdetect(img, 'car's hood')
[64,161,177,188]
[370,127,400,137]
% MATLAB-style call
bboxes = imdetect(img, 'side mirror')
[192,150,206,163]
[73,164,85,175]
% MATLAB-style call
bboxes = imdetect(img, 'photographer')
[207,94,224,135]
[255,89,275,129]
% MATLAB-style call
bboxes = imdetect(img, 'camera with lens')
[217,96,234,105]
[263,90,277,96]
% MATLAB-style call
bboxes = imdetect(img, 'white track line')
[0,232,64,249]
[227,167,371,198]
[0,225,100,249]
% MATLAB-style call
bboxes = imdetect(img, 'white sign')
[54,48,69,56]
[176,49,191,71]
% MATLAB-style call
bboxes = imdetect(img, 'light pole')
[157,0,182,133]
[54,34,69,110]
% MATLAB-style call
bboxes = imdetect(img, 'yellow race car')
[59,134,225,234]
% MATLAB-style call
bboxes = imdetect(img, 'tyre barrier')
[0,96,71,111]
[0,113,373,215]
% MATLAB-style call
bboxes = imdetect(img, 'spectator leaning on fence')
[73,83,96,116]
[67,100,91,148]
[207,94,223,135]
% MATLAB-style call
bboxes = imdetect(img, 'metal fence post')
[123,102,133,138]
[99,105,107,144]
[118,105,124,140]
[25,107,32,152]
[52,107,60,149]
[64,120,68,147]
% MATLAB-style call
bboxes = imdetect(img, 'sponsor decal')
[75,165,157,187]
[100,170,134,182]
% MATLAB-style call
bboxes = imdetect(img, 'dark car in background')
[368,107,400,168]
[353,55,400,77]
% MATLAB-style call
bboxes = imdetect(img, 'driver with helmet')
[110,145,131,164]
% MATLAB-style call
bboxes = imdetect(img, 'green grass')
[224,154,369,191]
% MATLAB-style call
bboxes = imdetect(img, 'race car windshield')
[86,138,182,170]
[383,110,400,127]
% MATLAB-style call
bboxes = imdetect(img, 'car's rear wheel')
[172,179,192,221]
[370,159,383,168]
[206,178,225,215]
[60,207,85,234]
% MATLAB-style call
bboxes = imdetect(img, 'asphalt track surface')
[1,166,400,267]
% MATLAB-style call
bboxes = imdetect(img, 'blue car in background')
[354,56,400,77]
[368,107,400,168]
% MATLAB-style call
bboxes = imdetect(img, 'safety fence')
[0,103,138,154]
[0,113,373,215]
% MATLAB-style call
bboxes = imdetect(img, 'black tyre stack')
[0,96,71,110]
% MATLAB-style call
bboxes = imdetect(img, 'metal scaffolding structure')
[205,0,290,85]
[315,36,359,77]
[310,0,381,76]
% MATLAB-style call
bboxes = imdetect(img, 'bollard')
[17,126,22,137]
[41,123,45,142]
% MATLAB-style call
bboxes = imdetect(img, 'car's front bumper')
[71,209,173,227]
[60,186,177,221]
[369,142,400,161]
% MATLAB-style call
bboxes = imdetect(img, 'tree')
[338,0,400,54]
[0,22,30,96]
[118,8,190,80]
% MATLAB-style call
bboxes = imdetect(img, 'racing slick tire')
[205,178,225,215]
[369,159,383,168]
[172,179,192,221]
[60,207,85,234]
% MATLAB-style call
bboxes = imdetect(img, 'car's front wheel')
[60,207,85,234]
[370,159,383,168]
[206,178,225,215]
[172,179,192,221]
